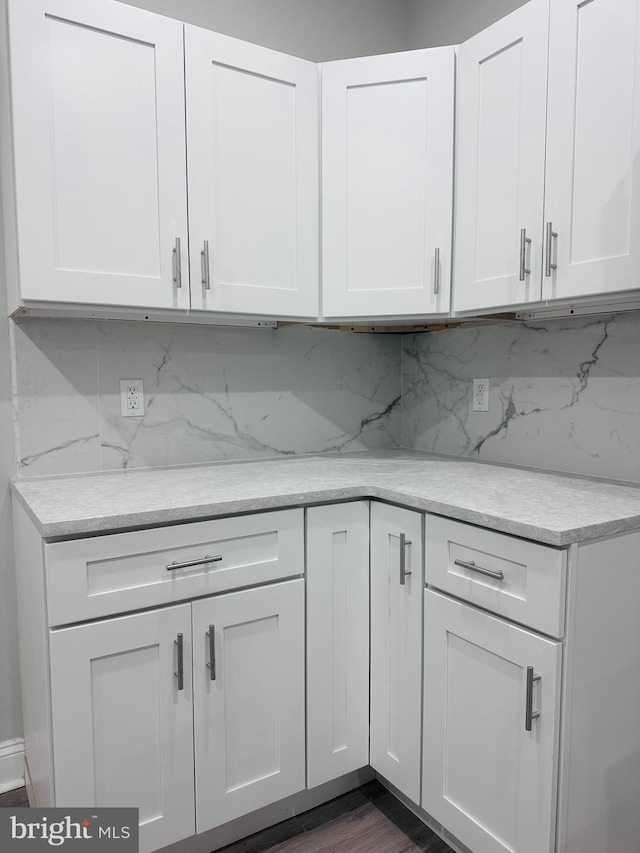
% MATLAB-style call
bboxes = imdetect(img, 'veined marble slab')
[11,450,640,546]
[11,321,401,475]
[402,313,640,483]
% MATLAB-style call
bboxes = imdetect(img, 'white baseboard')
[0,738,25,794]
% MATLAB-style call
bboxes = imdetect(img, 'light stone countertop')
[10,450,640,546]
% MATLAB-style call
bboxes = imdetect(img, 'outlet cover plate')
[473,378,490,412]
[120,379,145,417]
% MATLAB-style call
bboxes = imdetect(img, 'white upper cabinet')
[322,48,455,319]
[543,0,640,301]
[185,28,319,318]
[7,0,189,310]
[453,0,550,312]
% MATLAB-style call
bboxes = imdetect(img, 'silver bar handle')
[399,533,412,585]
[545,222,558,278]
[434,247,441,295]
[207,624,216,681]
[175,633,184,691]
[173,237,182,289]
[519,228,532,281]
[525,666,541,731]
[454,558,504,581]
[201,240,211,290]
[166,554,222,572]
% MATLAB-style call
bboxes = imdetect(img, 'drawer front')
[46,509,304,626]
[425,515,566,637]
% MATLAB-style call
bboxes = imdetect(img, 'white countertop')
[11,450,640,546]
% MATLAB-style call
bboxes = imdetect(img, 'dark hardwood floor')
[0,786,29,808]
[219,782,453,853]
[0,781,454,853]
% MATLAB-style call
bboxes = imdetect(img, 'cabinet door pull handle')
[545,222,558,278]
[207,624,216,681]
[519,228,532,281]
[525,666,541,731]
[173,237,182,289]
[166,555,222,572]
[399,533,412,585]
[201,240,211,290]
[175,633,184,691]
[434,247,441,295]
[454,558,504,581]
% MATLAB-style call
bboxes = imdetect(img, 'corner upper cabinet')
[321,48,455,319]
[453,0,549,313]
[5,0,189,311]
[185,28,319,318]
[543,0,640,302]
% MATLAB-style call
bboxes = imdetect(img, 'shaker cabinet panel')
[423,589,562,853]
[185,28,319,318]
[49,604,195,853]
[453,0,549,312]
[370,502,423,804]
[543,0,640,301]
[322,48,455,319]
[7,0,189,310]
[306,502,370,788]
[193,579,305,833]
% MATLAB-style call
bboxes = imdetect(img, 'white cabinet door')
[49,605,195,853]
[193,579,305,833]
[306,502,370,788]
[322,48,455,319]
[7,0,189,310]
[453,0,549,312]
[185,28,319,318]
[543,0,640,301]
[423,589,562,853]
[370,503,423,804]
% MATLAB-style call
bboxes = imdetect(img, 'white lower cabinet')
[370,502,423,804]
[49,604,196,853]
[50,580,305,853]
[306,502,370,788]
[193,580,305,832]
[422,589,562,853]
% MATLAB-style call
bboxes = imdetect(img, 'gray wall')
[116,0,411,61]
[407,0,528,48]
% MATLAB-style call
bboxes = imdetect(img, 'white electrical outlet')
[120,379,145,417]
[473,378,490,412]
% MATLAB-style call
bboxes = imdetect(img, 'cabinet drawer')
[45,509,304,626]
[425,515,566,637]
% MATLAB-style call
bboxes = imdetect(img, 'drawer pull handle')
[434,247,441,295]
[166,555,223,572]
[519,227,532,281]
[174,633,184,691]
[201,239,211,290]
[454,558,504,581]
[207,624,216,681]
[545,221,558,278]
[399,533,412,585]
[525,666,541,731]
[173,237,182,288]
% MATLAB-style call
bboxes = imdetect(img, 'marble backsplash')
[11,312,640,483]
[12,320,402,476]
[401,313,640,484]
